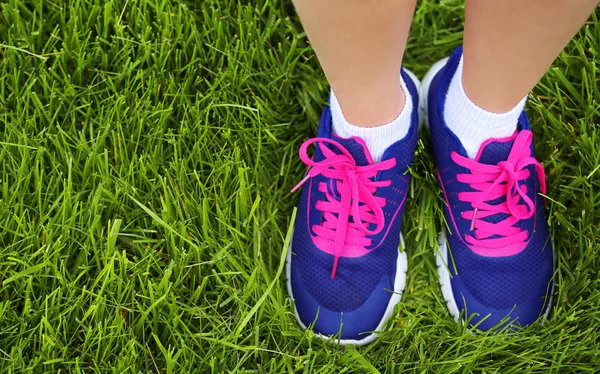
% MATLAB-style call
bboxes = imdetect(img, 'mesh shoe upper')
[427,47,554,328]
[288,69,419,339]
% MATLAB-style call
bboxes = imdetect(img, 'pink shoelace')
[291,138,396,279]
[452,130,546,249]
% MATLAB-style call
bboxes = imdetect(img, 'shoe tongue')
[476,135,517,164]
[475,132,523,229]
[331,135,373,166]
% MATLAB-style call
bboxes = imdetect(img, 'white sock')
[330,73,413,163]
[445,56,527,159]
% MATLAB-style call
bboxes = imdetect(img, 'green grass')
[0,0,598,372]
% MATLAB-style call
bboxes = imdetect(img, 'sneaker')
[286,69,421,345]
[421,46,555,330]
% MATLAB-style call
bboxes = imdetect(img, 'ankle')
[331,81,405,128]
[462,58,530,113]
[330,70,415,163]
[444,56,526,159]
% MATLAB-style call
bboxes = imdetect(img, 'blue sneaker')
[286,69,420,345]
[421,47,555,330]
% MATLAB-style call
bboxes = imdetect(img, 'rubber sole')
[286,69,421,345]
[419,57,449,130]
[421,58,555,327]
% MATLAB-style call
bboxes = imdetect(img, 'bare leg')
[464,0,599,112]
[293,0,416,127]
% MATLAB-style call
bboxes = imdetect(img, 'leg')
[293,0,416,127]
[288,0,421,344]
[464,0,599,112]
[421,1,597,331]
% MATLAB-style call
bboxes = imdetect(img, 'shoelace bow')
[452,130,546,249]
[291,138,395,279]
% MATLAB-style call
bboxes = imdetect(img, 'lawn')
[0,0,599,372]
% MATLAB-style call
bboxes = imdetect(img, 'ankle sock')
[444,56,527,159]
[330,72,412,163]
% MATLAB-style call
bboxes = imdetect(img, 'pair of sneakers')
[286,47,555,345]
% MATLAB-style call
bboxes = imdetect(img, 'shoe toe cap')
[289,257,398,342]
[450,268,554,330]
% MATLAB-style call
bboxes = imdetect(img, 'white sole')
[435,232,461,321]
[422,58,556,327]
[419,57,449,130]
[286,69,421,345]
